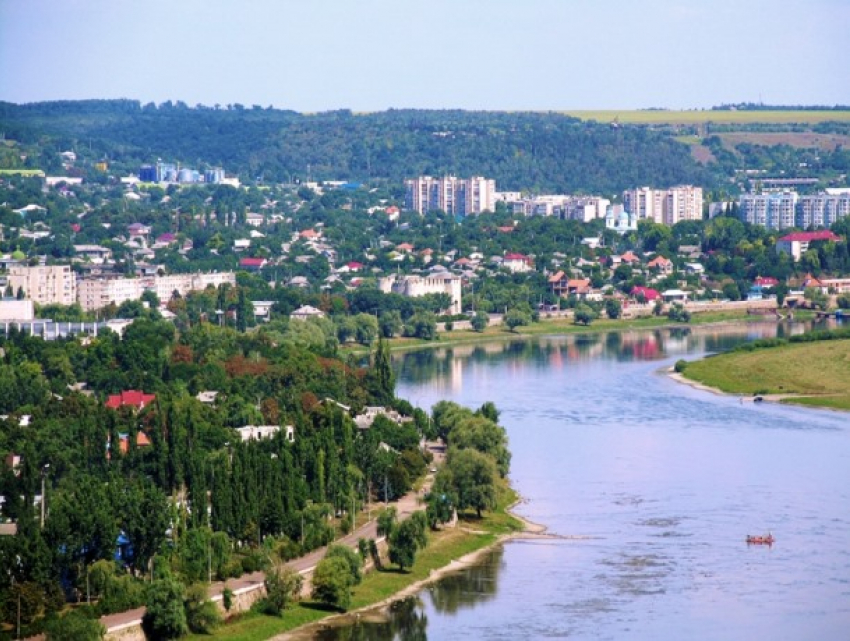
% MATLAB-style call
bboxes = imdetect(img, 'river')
[316,322,850,640]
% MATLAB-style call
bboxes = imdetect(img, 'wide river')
[318,322,850,640]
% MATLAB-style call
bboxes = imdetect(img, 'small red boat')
[746,533,775,545]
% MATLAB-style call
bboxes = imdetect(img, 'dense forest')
[0,100,716,193]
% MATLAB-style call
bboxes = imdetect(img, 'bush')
[44,610,105,641]
[222,586,233,613]
[264,562,303,616]
[184,584,221,634]
[325,544,363,585]
[311,556,353,611]
[142,578,187,640]
[674,359,688,373]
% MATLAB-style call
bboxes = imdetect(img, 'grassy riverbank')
[186,486,524,641]
[681,337,850,410]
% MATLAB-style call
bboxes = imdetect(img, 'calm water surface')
[318,323,850,640]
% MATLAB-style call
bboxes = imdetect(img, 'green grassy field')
[563,110,850,125]
[682,339,850,410]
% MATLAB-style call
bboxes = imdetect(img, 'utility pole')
[40,464,49,528]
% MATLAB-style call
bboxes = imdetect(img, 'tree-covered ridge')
[0,100,714,193]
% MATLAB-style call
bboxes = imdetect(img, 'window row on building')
[404,176,496,216]
[738,192,850,230]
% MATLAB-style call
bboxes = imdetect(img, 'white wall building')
[404,176,496,216]
[77,272,236,312]
[624,186,703,225]
[7,265,77,306]
[379,273,462,315]
[739,192,798,230]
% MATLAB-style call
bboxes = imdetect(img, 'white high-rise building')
[7,265,77,306]
[404,176,496,216]
[623,186,703,225]
[739,192,798,230]
[797,193,850,228]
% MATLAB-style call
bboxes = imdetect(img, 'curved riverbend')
[314,321,850,640]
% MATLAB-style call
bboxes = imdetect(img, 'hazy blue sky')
[1,0,848,111]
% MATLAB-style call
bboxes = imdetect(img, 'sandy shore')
[275,506,553,640]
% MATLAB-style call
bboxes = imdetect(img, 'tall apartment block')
[404,176,496,216]
[623,186,704,225]
[738,192,799,230]
[7,265,77,306]
[796,193,850,228]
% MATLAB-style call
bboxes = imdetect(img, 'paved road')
[96,443,442,636]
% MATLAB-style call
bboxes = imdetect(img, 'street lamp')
[40,463,50,528]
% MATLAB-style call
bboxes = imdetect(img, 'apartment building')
[623,186,703,225]
[739,192,799,230]
[77,272,236,312]
[404,176,496,216]
[7,265,77,306]
[796,193,850,228]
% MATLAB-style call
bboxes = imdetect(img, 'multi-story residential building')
[796,193,850,228]
[7,265,77,306]
[739,192,798,230]
[404,176,496,216]
[378,273,462,315]
[623,186,703,225]
[77,272,236,312]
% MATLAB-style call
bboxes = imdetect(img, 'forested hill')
[0,100,715,193]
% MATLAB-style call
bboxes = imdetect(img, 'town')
[1,100,850,640]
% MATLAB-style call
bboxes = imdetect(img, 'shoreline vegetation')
[342,309,801,358]
[673,326,850,411]
[186,485,545,641]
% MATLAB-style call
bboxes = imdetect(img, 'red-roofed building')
[105,390,156,411]
[345,261,364,272]
[118,431,152,454]
[503,253,533,273]
[647,256,673,274]
[300,229,320,240]
[631,286,661,302]
[239,257,267,271]
[385,206,400,221]
[396,243,414,253]
[754,276,779,288]
[776,230,841,261]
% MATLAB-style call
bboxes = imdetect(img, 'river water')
[318,322,850,640]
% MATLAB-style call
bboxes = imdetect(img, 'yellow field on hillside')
[563,110,850,125]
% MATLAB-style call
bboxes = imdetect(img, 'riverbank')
[275,504,550,641]
[668,335,850,411]
[342,309,791,358]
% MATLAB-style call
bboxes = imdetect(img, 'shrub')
[44,610,105,641]
[264,562,303,616]
[142,578,187,640]
[184,584,221,634]
[674,359,688,373]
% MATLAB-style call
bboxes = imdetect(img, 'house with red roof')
[239,257,267,271]
[396,243,414,253]
[776,230,840,261]
[105,390,156,411]
[631,286,661,302]
[385,206,400,221]
[299,229,320,240]
[647,256,673,274]
[503,252,533,273]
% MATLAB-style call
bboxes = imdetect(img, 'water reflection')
[395,321,818,390]
[314,548,505,641]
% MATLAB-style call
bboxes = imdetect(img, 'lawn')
[682,339,850,410]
